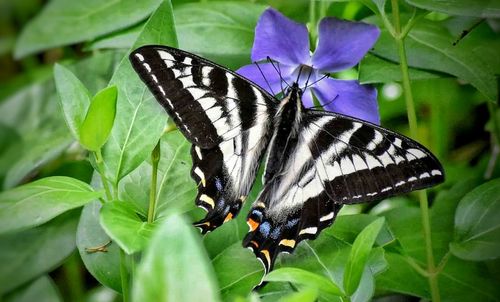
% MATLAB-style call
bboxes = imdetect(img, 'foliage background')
[1,0,500,301]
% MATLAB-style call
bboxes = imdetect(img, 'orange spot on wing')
[224,212,233,223]
[247,218,259,231]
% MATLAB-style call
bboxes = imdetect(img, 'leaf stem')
[120,249,130,302]
[94,149,113,201]
[148,141,161,223]
[390,1,440,301]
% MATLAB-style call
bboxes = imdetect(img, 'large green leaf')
[359,54,442,84]
[2,126,73,189]
[451,178,500,261]
[370,18,497,101]
[175,2,266,69]
[76,201,122,293]
[132,214,221,302]
[53,64,91,141]
[3,276,62,302]
[406,0,500,18]
[343,218,385,295]
[0,211,78,295]
[102,1,177,185]
[14,0,162,58]
[212,243,264,300]
[0,176,102,234]
[265,268,343,299]
[100,201,154,255]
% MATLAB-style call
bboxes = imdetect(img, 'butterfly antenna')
[305,73,330,90]
[254,61,276,96]
[310,93,339,110]
[266,56,290,95]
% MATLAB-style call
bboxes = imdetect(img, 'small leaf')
[79,86,118,151]
[406,0,500,18]
[3,275,62,302]
[264,268,343,297]
[451,178,500,261]
[54,63,91,140]
[343,217,384,295]
[132,214,221,302]
[0,176,102,234]
[0,211,78,295]
[77,201,122,292]
[100,201,154,254]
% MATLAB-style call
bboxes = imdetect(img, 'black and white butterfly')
[129,45,444,273]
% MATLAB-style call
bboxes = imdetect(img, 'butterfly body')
[130,45,444,273]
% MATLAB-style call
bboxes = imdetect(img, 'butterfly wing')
[243,110,444,272]
[130,45,277,231]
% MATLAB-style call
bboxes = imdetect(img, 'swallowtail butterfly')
[130,45,444,273]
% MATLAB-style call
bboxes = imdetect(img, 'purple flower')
[237,8,381,124]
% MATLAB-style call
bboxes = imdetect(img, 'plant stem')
[63,252,84,302]
[94,149,112,201]
[390,1,440,301]
[148,141,161,223]
[120,249,130,302]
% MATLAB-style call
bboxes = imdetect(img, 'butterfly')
[129,45,444,273]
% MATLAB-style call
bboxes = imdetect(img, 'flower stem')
[390,1,440,301]
[94,149,112,201]
[148,141,161,223]
[120,249,130,302]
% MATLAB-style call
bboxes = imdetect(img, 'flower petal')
[312,78,380,124]
[251,8,310,66]
[312,18,380,72]
[301,88,314,108]
[237,62,294,95]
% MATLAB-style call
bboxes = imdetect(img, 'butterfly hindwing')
[244,110,444,272]
[130,45,277,232]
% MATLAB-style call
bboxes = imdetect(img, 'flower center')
[291,64,318,87]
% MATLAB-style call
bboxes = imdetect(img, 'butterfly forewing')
[130,45,277,232]
[243,110,444,272]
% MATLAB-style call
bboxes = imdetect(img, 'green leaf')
[265,268,343,298]
[85,23,142,51]
[277,288,318,302]
[359,54,442,84]
[14,0,162,58]
[3,126,72,189]
[212,243,264,300]
[132,214,221,302]
[53,63,91,141]
[343,217,385,295]
[175,2,266,69]
[370,18,498,101]
[100,201,154,255]
[332,213,395,247]
[406,0,500,18]
[76,201,122,293]
[0,211,78,295]
[0,176,102,234]
[451,178,500,260]
[79,85,117,151]
[4,276,62,302]
[102,1,177,185]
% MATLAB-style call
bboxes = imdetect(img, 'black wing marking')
[130,45,277,232]
[243,110,444,272]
